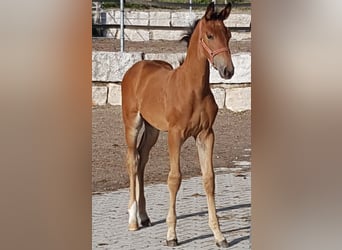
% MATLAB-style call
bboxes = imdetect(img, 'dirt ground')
[92,38,251,54]
[92,106,250,193]
[92,37,251,193]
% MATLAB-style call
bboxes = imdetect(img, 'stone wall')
[104,9,250,28]
[92,51,251,84]
[92,52,142,82]
[92,51,251,112]
[92,83,250,112]
[101,9,251,41]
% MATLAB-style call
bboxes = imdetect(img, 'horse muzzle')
[219,65,234,79]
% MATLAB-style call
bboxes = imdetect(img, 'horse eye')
[207,34,214,40]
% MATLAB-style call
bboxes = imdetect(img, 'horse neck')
[180,19,210,91]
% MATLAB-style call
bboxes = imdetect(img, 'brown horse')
[121,2,234,248]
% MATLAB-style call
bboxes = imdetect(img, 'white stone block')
[92,86,108,105]
[92,52,111,82]
[211,88,226,109]
[189,11,204,21]
[150,29,185,41]
[112,10,149,26]
[108,83,122,105]
[125,11,149,26]
[150,11,170,26]
[112,10,121,24]
[231,32,251,41]
[225,87,251,112]
[224,14,251,28]
[92,52,143,82]
[171,12,196,27]
[144,53,185,69]
[210,53,251,84]
[105,10,116,24]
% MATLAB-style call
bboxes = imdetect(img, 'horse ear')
[205,2,215,20]
[219,2,232,20]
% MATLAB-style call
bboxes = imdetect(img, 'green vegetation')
[155,0,249,3]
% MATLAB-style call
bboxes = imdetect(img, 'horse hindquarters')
[122,61,165,230]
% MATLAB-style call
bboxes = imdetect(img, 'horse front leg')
[166,129,183,247]
[196,129,228,248]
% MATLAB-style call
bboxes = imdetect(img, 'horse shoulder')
[200,92,219,127]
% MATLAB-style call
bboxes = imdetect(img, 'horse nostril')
[230,67,234,78]
[223,67,234,78]
[220,66,234,79]
[224,67,229,77]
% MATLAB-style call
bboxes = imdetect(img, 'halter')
[200,38,229,65]
[198,19,229,65]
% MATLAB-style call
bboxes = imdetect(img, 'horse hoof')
[128,223,139,231]
[166,239,178,247]
[141,218,152,227]
[216,239,229,248]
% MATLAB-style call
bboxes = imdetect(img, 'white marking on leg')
[128,201,137,224]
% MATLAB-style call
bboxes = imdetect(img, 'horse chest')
[185,103,217,137]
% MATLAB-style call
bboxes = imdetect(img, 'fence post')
[93,2,101,24]
[120,0,125,52]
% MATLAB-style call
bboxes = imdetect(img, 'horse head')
[199,2,234,79]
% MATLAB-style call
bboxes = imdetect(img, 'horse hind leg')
[136,121,160,227]
[124,112,143,231]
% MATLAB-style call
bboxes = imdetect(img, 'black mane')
[180,19,200,48]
